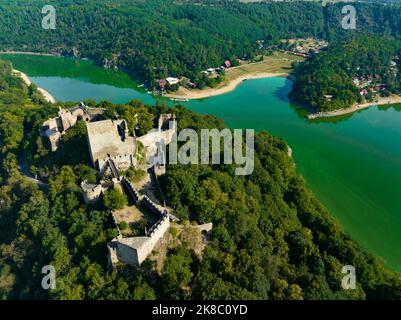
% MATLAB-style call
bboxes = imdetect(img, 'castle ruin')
[107,178,172,269]
[76,113,178,269]
[86,119,137,172]
[40,103,104,151]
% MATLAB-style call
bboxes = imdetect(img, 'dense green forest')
[0,0,400,89]
[0,60,401,300]
[290,35,401,111]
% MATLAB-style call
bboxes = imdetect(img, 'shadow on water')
[288,103,310,120]
[378,103,401,112]
[306,103,401,125]
[288,101,385,125]
[272,78,329,123]
[272,77,293,104]
[308,113,353,125]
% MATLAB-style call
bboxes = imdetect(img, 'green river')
[2,54,401,272]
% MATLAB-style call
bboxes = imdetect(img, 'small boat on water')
[170,98,189,102]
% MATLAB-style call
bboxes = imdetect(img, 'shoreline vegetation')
[0,51,57,104]
[12,69,56,104]
[307,95,401,119]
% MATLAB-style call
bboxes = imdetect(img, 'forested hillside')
[0,60,400,300]
[290,36,401,111]
[0,0,400,88]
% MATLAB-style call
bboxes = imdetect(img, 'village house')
[187,81,196,88]
[157,79,167,91]
[180,77,197,89]
[360,89,369,96]
[166,77,180,85]
[223,60,232,68]
[372,84,386,92]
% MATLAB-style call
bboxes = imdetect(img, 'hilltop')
[0,59,400,299]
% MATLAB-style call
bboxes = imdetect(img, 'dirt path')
[18,150,48,191]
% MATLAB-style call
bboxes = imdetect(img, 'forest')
[290,35,401,111]
[0,59,401,300]
[0,0,400,90]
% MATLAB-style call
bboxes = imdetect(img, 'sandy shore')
[0,51,57,56]
[12,69,56,104]
[308,95,401,119]
[165,72,289,100]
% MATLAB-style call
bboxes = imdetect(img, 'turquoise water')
[3,54,401,272]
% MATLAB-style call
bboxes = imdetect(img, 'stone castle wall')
[81,181,103,204]
[108,195,170,269]
[114,215,169,266]
[40,104,103,152]
[116,241,141,265]
[98,153,134,173]
[102,115,177,269]
[147,214,170,252]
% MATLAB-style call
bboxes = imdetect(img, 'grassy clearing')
[221,51,304,86]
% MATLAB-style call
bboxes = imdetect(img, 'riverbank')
[165,51,302,100]
[12,69,56,103]
[0,51,58,56]
[166,72,289,100]
[308,95,401,119]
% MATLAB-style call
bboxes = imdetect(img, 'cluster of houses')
[353,75,385,97]
[355,60,398,97]
[324,60,399,102]
[323,73,389,102]
[352,64,398,98]
[156,60,232,92]
[282,38,328,58]
[201,60,232,75]
[156,77,195,92]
